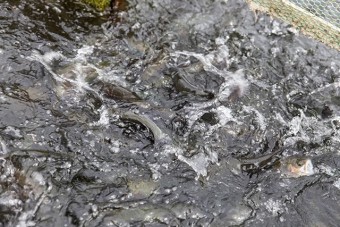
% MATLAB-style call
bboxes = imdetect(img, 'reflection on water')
[0,0,339,226]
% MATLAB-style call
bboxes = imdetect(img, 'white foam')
[264,198,285,216]
[90,106,110,127]
[285,109,333,146]
[75,45,94,62]
[334,178,340,190]
[30,172,45,186]
[288,111,304,136]
[4,126,23,138]
[27,50,66,83]
[173,39,232,77]
[178,153,210,177]
[148,163,162,180]
[175,50,224,76]
[309,80,340,95]
[109,140,120,153]
[0,193,22,207]
[318,164,335,176]
[243,106,267,131]
[16,212,36,227]
[201,106,239,139]
[0,136,8,155]
[227,206,252,225]
[31,50,65,64]
[28,49,103,102]
[274,112,287,125]
[169,47,252,178]
[163,143,216,178]
[216,106,234,126]
[73,63,97,91]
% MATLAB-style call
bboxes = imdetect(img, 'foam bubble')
[334,178,340,190]
[264,198,284,216]
[90,106,110,127]
[75,45,94,62]
[178,153,210,177]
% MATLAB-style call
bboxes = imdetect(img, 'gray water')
[0,0,339,226]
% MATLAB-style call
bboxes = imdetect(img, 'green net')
[246,0,340,50]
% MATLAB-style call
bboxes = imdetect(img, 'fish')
[226,138,283,175]
[239,138,283,171]
[277,156,314,178]
[226,135,314,178]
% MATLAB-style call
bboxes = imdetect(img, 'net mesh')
[246,0,340,50]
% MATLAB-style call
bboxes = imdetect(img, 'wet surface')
[0,0,340,226]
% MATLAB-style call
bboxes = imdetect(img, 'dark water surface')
[0,0,339,226]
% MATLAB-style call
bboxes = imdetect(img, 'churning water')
[0,0,339,226]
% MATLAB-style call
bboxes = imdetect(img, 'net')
[246,0,340,50]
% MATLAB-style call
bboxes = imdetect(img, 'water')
[0,0,339,226]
